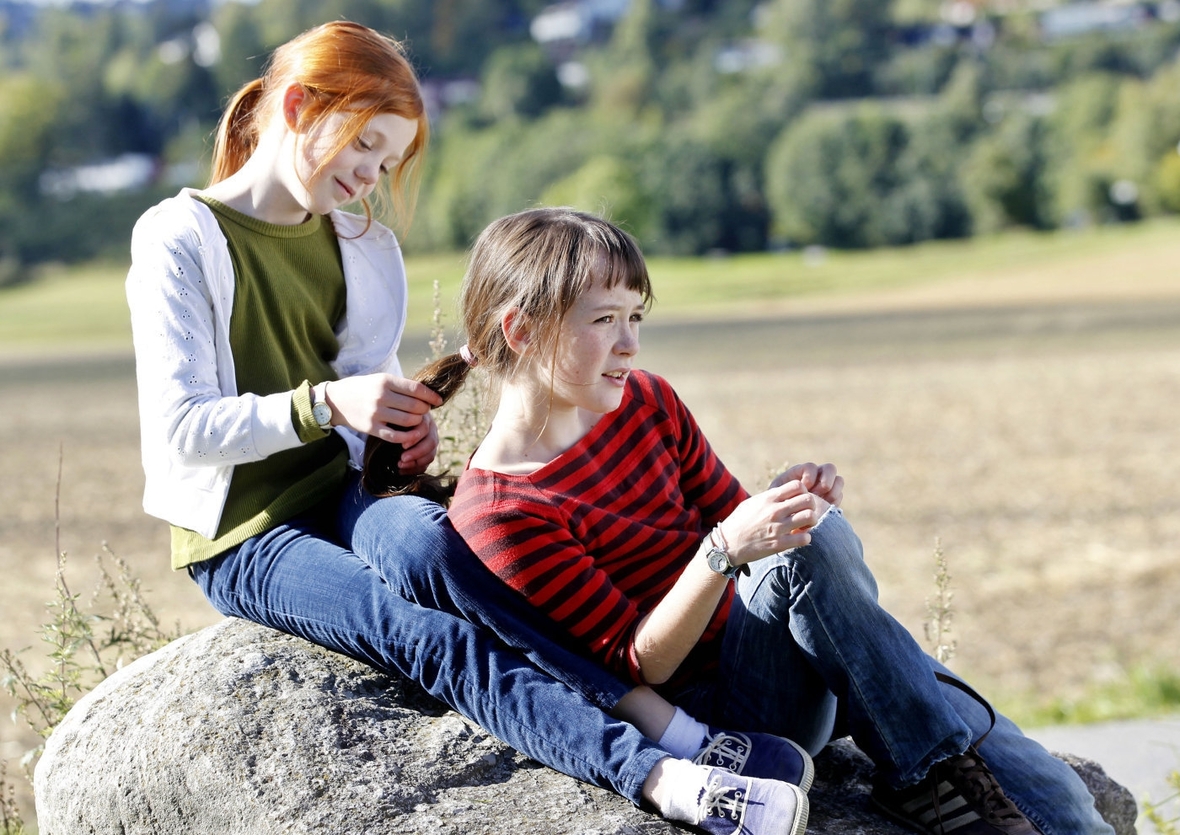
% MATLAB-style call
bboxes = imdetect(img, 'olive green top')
[170,197,350,569]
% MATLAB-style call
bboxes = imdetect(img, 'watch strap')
[293,379,332,442]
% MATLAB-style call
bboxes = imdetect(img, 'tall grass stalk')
[923,538,956,665]
[0,761,27,835]
[426,280,487,477]
[0,449,179,829]
[1144,770,1180,834]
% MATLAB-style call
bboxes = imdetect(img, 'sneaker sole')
[785,739,815,794]
[787,784,810,835]
[870,793,938,834]
[870,792,988,835]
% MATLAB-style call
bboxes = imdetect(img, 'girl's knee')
[773,526,878,606]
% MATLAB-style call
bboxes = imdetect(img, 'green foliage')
[766,105,921,248]
[762,0,893,99]
[2,0,1180,269]
[962,110,1051,233]
[419,109,615,249]
[541,156,656,243]
[479,43,564,121]
[1,542,182,745]
[1010,665,1180,728]
[1144,770,1180,835]
[1157,152,1180,215]
[0,73,64,267]
[0,459,182,830]
[0,760,27,835]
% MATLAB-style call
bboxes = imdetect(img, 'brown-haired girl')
[127,22,811,835]
[421,206,1115,835]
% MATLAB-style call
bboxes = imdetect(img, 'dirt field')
[2,280,1179,824]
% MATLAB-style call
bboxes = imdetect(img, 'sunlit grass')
[3,216,1180,354]
[406,216,1180,328]
[998,665,1180,729]
[0,261,131,353]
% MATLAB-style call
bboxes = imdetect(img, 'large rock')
[34,618,1137,835]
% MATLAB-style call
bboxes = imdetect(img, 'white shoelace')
[698,774,748,825]
[694,731,752,773]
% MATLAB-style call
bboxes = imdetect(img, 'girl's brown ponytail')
[361,352,476,505]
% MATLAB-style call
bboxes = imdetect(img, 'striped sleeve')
[639,373,748,529]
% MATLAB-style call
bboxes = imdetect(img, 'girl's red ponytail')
[210,79,263,185]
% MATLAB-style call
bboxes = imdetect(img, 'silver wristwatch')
[703,527,742,579]
[311,383,333,431]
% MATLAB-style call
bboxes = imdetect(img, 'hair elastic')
[459,344,479,367]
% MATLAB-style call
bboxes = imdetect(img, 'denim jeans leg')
[337,474,631,713]
[712,509,972,787]
[189,516,666,805]
[932,662,1115,835]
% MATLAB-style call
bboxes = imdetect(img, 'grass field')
[2,219,1180,828]
[4,216,1179,353]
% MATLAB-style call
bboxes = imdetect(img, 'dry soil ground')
[2,275,1179,825]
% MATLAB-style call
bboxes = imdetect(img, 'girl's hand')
[324,373,443,446]
[396,412,440,474]
[770,461,844,508]
[719,480,831,565]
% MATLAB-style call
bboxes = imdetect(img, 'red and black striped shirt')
[450,370,747,688]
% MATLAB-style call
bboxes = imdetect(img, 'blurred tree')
[209,2,268,96]
[962,109,1050,232]
[636,134,731,254]
[1110,57,1180,216]
[591,0,659,118]
[18,8,119,163]
[0,73,63,275]
[417,109,617,250]
[541,155,656,243]
[761,0,894,99]
[1,0,1179,271]
[1042,72,1122,226]
[765,105,913,247]
[479,43,563,121]
[1157,152,1180,215]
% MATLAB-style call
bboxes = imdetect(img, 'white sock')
[649,759,713,825]
[657,706,708,760]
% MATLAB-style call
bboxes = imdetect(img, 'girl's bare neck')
[471,390,599,476]
[202,131,311,225]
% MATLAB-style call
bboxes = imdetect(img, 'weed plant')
[0,761,26,835]
[1145,770,1180,834]
[0,454,182,832]
[426,280,487,478]
[923,538,956,665]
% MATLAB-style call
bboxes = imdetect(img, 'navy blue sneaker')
[694,728,814,792]
[694,769,809,835]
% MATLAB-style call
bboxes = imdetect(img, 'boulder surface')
[34,618,1137,835]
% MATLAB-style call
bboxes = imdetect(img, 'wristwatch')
[311,383,333,431]
[703,526,743,579]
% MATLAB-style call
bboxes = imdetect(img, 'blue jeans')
[190,474,666,805]
[676,509,1114,835]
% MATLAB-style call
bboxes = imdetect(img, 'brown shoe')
[870,744,1041,834]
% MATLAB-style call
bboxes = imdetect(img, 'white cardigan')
[126,189,407,539]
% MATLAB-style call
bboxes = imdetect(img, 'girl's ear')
[282,84,307,130]
[501,308,531,356]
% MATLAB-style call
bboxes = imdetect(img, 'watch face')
[312,401,332,428]
[707,547,730,574]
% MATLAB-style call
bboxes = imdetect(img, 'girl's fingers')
[385,378,443,409]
